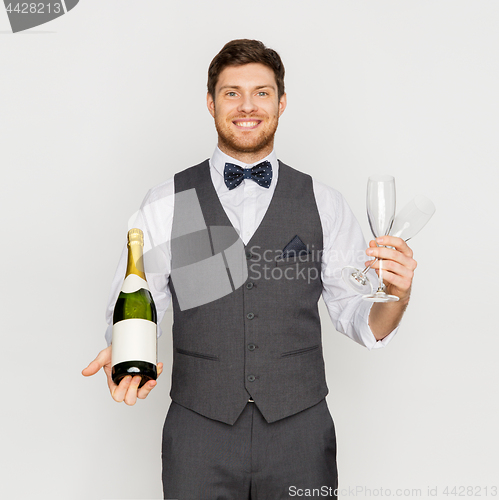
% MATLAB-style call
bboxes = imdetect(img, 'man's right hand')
[82,346,163,406]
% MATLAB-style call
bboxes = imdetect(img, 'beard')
[214,112,279,155]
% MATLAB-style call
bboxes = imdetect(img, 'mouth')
[232,119,262,130]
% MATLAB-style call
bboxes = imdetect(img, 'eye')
[226,91,237,97]
[258,91,268,96]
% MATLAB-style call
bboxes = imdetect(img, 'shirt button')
[247,344,256,351]
[246,282,254,290]
[246,312,255,320]
[247,375,256,382]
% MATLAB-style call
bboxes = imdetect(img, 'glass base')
[341,266,373,294]
[363,291,400,303]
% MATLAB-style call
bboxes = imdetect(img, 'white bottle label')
[121,274,150,293]
[112,318,157,367]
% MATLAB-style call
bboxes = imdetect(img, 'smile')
[233,120,261,129]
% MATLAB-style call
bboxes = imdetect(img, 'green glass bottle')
[112,228,157,388]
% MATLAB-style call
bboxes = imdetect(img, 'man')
[83,39,416,499]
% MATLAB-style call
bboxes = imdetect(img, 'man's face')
[207,63,287,160]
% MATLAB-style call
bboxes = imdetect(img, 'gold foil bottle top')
[127,228,144,246]
[125,228,146,280]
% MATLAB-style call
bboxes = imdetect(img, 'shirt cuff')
[354,300,399,350]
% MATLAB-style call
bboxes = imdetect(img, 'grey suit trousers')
[162,398,338,499]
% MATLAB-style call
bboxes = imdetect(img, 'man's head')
[207,39,287,163]
[207,39,285,102]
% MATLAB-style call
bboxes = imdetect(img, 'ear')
[207,92,216,118]
[278,92,287,117]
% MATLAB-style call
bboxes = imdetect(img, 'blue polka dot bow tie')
[224,161,273,190]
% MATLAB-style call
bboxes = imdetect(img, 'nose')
[238,93,258,114]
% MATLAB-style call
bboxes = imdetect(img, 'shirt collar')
[210,146,279,184]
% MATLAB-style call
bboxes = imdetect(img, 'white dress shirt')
[105,146,398,350]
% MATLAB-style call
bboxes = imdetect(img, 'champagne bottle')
[112,228,157,388]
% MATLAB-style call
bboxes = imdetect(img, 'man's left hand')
[366,236,417,301]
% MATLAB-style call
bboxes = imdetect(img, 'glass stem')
[361,258,377,275]
[376,241,390,292]
[378,258,385,292]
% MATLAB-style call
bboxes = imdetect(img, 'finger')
[111,375,132,403]
[366,257,415,278]
[82,346,112,376]
[137,362,163,400]
[376,236,413,258]
[124,376,142,406]
[371,267,413,294]
[137,379,157,400]
[105,367,118,394]
[366,246,414,266]
[366,247,417,271]
[367,260,414,292]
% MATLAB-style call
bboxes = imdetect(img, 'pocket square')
[281,235,310,259]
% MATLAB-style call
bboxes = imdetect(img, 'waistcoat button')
[247,344,256,351]
[246,312,255,320]
[246,251,253,260]
[247,375,256,382]
[246,282,254,289]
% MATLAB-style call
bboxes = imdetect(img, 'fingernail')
[367,249,374,255]
[376,237,384,244]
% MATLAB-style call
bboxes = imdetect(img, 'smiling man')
[83,39,416,499]
[209,62,285,162]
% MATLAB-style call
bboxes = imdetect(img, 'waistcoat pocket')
[176,347,219,361]
[280,344,320,357]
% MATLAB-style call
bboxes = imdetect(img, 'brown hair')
[207,39,285,101]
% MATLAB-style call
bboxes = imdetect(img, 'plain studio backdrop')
[1,1,497,499]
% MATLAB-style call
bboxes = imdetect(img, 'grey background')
[1,1,497,499]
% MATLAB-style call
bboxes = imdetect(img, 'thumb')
[82,346,112,377]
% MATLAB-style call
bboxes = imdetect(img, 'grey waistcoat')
[169,159,327,425]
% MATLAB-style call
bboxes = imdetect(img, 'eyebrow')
[218,85,276,92]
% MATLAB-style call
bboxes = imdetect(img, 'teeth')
[235,121,259,127]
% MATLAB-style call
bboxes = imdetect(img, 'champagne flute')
[363,174,399,302]
[342,195,435,294]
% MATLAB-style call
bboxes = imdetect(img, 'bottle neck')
[125,241,146,281]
